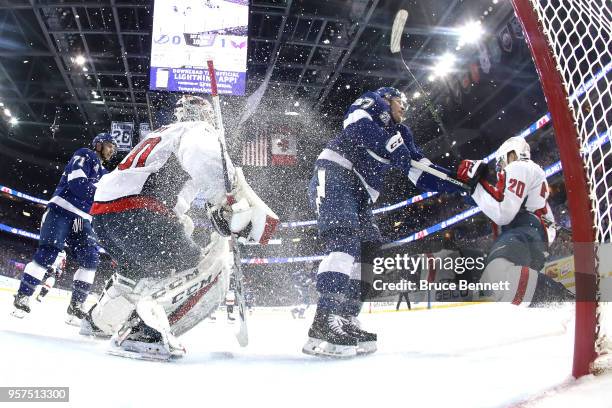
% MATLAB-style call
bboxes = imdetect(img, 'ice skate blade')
[79,321,111,339]
[65,315,82,327]
[356,341,377,355]
[10,309,27,319]
[107,340,185,362]
[302,337,357,358]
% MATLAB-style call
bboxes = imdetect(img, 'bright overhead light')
[22,211,31,217]
[74,55,86,65]
[284,111,299,116]
[457,20,484,47]
[82,66,89,72]
[3,108,11,116]
[431,53,456,79]
[413,91,421,99]
[9,117,18,125]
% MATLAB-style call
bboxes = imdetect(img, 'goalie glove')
[457,159,488,192]
[207,168,280,245]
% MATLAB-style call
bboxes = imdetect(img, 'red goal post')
[510,0,611,377]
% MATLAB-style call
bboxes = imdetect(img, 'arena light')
[9,117,18,125]
[284,111,299,116]
[413,91,421,99]
[74,55,86,65]
[457,20,484,48]
[3,108,11,116]
[431,53,456,79]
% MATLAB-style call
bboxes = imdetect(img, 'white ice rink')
[1,287,612,408]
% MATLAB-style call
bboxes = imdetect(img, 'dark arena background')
[0,1,610,407]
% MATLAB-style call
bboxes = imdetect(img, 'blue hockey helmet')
[375,87,408,108]
[92,132,116,149]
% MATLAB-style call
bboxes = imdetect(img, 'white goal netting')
[525,0,612,371]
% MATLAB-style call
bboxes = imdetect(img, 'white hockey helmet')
[174,94,215,124]
[495,136,530,171]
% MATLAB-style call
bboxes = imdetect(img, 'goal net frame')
[510,0,609,377]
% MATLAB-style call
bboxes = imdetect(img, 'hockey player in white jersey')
[81,95,279,360]
[458,136,574,304]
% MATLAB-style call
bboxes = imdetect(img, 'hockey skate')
[302,309,357,358]
[342,316,377,355]
[108,306,186,362]
[11,293,31,318]
[65,300,87,326]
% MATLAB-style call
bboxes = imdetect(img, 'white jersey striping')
[94,121,234,217]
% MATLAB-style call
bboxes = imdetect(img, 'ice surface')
[1,288,611,408]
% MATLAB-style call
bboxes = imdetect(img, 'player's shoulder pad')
[72,147,98,161]
[344,91,393,129]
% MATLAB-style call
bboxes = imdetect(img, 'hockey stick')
[391,9,457,157]
[410,159,470,191]
[207,60,248,347]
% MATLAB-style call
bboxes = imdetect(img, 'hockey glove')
[457,160,488,192]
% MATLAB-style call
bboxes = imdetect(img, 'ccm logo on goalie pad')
[150,268,219,305]
[386,132,404,153]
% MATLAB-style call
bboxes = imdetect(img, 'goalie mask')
[174,95,215,124]
[495,136,531,171]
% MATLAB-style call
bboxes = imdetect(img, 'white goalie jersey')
[92,121,232,221]
[472,159,556,244]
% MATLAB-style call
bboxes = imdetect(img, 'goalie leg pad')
[109,298,186,361]
[90,273,140,335]
[142,233,231,336]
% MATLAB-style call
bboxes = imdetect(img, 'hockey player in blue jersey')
[303,87,467,358]
[12,133,116,322]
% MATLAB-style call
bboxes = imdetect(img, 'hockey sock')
[315,251,355,313]
[340,279,367,317]
[316,272,348,312]
[19,261,48,296]
[18,273,42,297]
[71,280,92,304]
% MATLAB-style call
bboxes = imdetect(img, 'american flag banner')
[242,130,269,166]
